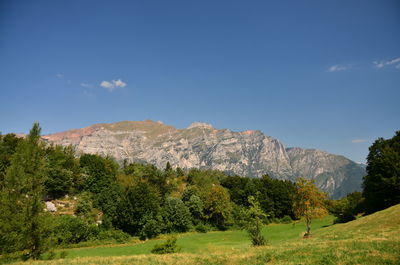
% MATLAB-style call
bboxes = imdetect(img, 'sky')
[0,0,399,163]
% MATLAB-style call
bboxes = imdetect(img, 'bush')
[139,216,162,240]
[195,223,208,233]
[268,217,279,224]
[53,215,99,245]
[151,236,180,254]
[75,192,98,222]
[232,204,248,229]
[59,251,68,259]
[280,215,293,224]
[96,229,130,243]
[330,192,364,223]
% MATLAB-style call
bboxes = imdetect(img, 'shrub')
[139,216,162,240]
[59,251,68,259]
[75,192,97,222]
[53,215,99,245]
[151,236,180,254]
[280,215,293,224]
[195,223,208,233]
[96,229,130,243]
[268,217,279,224]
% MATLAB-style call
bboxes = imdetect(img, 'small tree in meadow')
[293,178,327,237]
[245,196,267,246]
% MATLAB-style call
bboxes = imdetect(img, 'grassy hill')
[9,204,400,265]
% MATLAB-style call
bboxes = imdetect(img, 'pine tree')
[0,123,50,259]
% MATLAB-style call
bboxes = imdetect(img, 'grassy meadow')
[6,204,400,265]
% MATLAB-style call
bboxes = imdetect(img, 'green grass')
[59,216,333,259]
[6,204,400,264]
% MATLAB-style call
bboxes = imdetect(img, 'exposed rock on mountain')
[43,120,365,198]
[286,148,364,198]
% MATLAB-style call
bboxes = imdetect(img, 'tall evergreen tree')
[0,133,22,185]
[0,123,50,259]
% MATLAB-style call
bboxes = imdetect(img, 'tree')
[45,145,79,199]
[203,185,233,230]
[245,196,267,246]
[221,175,253,207]
[363,131,400,214]
[185,195,204,224]
[293,178,327,237]
[113,181,161,237]
[0,123,50,259]
[162,197,192,233]
[329,192,364,223]
[182,185,204,224]
[258,175,296,219]
[80,154,116,194]
[165,161,172,172]
[75,192,97,223]
[0,133,23,185]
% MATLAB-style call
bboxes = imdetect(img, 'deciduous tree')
[203,185,233,230]
[363,131,400,214]
[293,178,327,237]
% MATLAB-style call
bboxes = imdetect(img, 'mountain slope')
[286,147,364,198]
[43,120,365,198]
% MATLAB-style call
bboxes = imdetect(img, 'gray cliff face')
[43,120,365,198]
[286,148,364,198]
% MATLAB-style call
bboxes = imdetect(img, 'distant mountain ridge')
[42,120,365,198]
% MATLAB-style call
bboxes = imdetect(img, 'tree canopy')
[363,131,400,214]
[293,178,327,237]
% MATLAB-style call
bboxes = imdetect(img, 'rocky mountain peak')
[43,120,366,198]
[187,122,214,130]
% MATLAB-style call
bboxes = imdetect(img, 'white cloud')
[327,65,349,72]
[352,139,368,144]
[373,57,400,69]
[113,79,126,88]
[81,83,94,88]
[56,73,64,79]
[100,81,115,91]
[100,79,127,92]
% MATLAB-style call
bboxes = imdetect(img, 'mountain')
[286,148,365,198]
[42,120,365,198]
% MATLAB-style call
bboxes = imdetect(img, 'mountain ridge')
[42,120,365,198]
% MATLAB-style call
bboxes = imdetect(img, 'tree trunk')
[304,216,311,238]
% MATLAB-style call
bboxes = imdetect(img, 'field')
[8,204,400,265]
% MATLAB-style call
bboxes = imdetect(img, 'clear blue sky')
[1,0,399,163]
